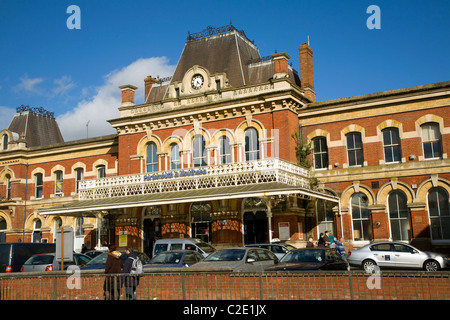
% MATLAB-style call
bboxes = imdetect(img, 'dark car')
[84,250,107,259]
[0,243,56,273]
[144,250,204,269]
[21,253,92,272]
[81,251,150,270]
[265,248,349,271]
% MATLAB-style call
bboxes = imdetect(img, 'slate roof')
[146,25,301,103]
[8,111,64,147]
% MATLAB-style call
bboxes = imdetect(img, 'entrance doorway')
[190,202,211,243]
[143,206,161,257]
[243,211,268,244]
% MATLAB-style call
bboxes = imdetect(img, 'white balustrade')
[78,158,310,200]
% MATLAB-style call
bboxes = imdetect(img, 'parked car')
[265,248,349,271]
[81,251,150,270]
[84,249,107,259]
[0,243,56,273]
[152,238,215,258]
[189,247,278,272]
[245,243,297,259]
[21,253,92,272]
[348,241,450,272]
[144,250,204,269]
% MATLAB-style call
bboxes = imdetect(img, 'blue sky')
[0,0,449,141]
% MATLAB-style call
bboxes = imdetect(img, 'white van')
[152,238,215,258]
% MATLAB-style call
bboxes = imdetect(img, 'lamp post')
[22,163,29,242]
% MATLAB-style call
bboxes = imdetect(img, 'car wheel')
[424,260,440,271]
[362,259,377,273]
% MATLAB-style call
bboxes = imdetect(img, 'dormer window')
[2,134,8,150]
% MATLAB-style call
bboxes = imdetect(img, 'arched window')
[32,219,42,243]
[346,132,364,167]
[245,128,259,161]
[193,134,206,167]
[170,143,181,170]
[75,168,84,193]
[146,142,158,172]
[317,199,335,236]
[382,128,402,163]
[5,174,11,200]
[388,190,410,241]
[219,135,231,164]
[35,173,43,199]
[312,137,329,169]
[351,193,371,241]
[0,218,6,243]
[190,202,211,242]
[428,187,450,240]
[2,134,8,150]
[421,123,442,159]
[55,170,63,196]
[97,165,106,178]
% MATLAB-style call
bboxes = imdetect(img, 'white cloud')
[52,75,75,96]
[14,75,44,94]
[57,56,175,141]
[0,106,17,131]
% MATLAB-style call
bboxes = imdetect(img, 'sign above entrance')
[143,168,208,181]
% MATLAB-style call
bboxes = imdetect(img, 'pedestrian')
[122,247,140,300]
[318,233,326,247]
[328,231,335,247]
[81,243,87,254]
[336,237,346,260]
[104,245,122,300]
[324,230,330,247]
[306,237,314,248]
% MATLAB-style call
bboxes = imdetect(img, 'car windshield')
[281,250,325,263]
[195,242,215,253]
[150,252,184,264]
[204,249,245,261]
[86,252,108,265]
[284,244,297,251]
[24,255,54,265]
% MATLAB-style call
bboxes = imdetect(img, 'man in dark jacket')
[122,247,140,300]
[104,245,122,300]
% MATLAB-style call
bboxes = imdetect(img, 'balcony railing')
[78,158,310,200]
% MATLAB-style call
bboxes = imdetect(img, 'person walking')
[328,232,335,247]
[306,237,315,248]
[324,231,330,247]
[336,237,346,260]
[318,233,326,247]
[122,247,140,300]
[104,245,122,300]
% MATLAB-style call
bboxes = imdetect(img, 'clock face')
[191,74,204,89]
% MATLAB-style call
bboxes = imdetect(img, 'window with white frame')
[388,190,410,241]
[245,128,260,161]
[313,136,329,169]
[146,142,158,172]
[421,123,442,159]
[383,127,402,163]
[97,165,106,178]
[170,143,181,169]
[351,193,371,241]
[219,135,231,164]
[347,132,364,166]
[193,134,206,167]
[55,170,63,196]
[75,168,84,193]
[35,173,43,199]
[428,187,450,240]
[5,174,11,200]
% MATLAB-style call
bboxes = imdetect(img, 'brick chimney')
[119,84,138,107]
[299,43,316,102]
[144,76,158,103]
[271,52,291,79]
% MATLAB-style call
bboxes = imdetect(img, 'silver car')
[245,243,297,259]
[348,242,450,272]
[21,253,91,272]
[188,247,279,272]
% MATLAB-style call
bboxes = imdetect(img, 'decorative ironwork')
[187,24,254,44]
[16,105,54,118]
[156,76,172,85]
[78,158,310,201]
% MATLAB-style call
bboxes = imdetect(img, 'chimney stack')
[144,76,158,103]
[271,52,291,79]
[119,84,138,107]
[299,43,315,102]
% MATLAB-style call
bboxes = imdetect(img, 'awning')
[39,182,340,216]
